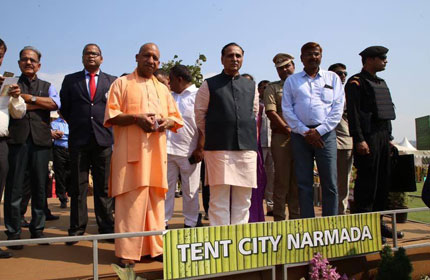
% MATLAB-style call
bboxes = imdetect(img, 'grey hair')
[19,46,42,61]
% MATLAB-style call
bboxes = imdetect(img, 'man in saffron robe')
[104,43,183,266]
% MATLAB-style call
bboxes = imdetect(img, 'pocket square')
[324,84,333,89]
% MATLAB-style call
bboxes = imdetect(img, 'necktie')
[89,73,96,100]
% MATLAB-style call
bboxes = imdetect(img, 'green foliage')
[376,246,412,280]
[111,264,146,280]
[160,54,207,87]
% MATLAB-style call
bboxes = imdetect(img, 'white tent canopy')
[395,137,430,166]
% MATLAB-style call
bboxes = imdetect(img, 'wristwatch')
[30,96,37,104]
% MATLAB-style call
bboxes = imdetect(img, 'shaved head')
[136,42,161,78]
[139,43,159,54]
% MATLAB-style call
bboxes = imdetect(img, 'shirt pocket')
[321,88,333,104]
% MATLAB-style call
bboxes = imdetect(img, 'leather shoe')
[46,214,60,221]
[381,224,404,239]
[118,258,135,268]
[66,233,82,246]
[152,254,163,262]
[21,219,30,228]
[266,211,274,217]
[6,236,23,250]
[31,232,50,245]
[0,249,12,259]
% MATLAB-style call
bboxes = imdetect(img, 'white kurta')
[194,80,259,188]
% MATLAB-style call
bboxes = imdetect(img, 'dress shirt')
[84,69,100,97]
[48,84,61,108]
[0,96,26,137]
[167,84,199,157]
[282,69,344,136]
[51,117,69,148]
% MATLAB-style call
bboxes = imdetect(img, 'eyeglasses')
[19,57,39,64]
[335,71,348,77]
[84,51,101,57]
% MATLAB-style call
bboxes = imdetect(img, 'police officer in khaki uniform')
[263,53,300,221]
[346,46,403,240]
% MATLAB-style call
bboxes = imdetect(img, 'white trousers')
[209,184,252,226]
[165,154,201,226]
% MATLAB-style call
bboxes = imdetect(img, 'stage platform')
[0,194,429,280]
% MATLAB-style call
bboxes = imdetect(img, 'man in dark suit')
[60,44,115,244]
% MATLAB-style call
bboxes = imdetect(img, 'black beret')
[359,46,389,58]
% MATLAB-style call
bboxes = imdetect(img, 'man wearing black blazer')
[60,44,115,244]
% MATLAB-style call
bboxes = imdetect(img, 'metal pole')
[93,239,99,280]
[283,264,288,280]
[271,266,276,280]
[392,213,398,248]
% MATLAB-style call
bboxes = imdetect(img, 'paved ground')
[0,193,429,279]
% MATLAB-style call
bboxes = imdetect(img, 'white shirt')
[166,84,199,157]
[282,69,344,136]
[0,96,26,137]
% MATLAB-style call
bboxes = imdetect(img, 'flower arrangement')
[300,253,353,280]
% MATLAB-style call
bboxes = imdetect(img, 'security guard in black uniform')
[345,46,403,241]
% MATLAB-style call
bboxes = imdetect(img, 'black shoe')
[381,223,404,239]
[46,214,60,221]
[0,249,12,259]
[65,232,82,246]
[6,236,23,250]
[266,211,274,217]
[203,213,209,220]
[118,258,135,268]
[175,191,181,198]
[60,200,67,209]
[21,219,30,228]
[31,232,50,246]
[196,213,203,227]
[152,254,163,262]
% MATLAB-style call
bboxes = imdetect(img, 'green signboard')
[163,212,381,279]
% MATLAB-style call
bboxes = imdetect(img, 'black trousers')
[353,129,391,213]
[4,138,50,238]
[53,146,70,202]
[69,135,114,235]
[20,171,53,218]
[200,160,210,214]
[0,139,8,204]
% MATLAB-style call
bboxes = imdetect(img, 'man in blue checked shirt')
[51,111,70,208]
[281,42,344,218]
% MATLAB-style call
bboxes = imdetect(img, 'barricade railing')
[0,207,429,280]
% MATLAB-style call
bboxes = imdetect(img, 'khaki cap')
[273,53,294,68]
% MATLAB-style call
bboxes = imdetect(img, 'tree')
[160,54,207,87]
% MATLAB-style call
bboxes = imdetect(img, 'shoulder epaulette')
[349,76,360,86]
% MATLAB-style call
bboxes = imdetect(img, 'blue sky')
[1,0,429,141]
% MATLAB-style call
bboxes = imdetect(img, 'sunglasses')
[335,71,348,77]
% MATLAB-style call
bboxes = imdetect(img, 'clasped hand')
[135,113,173,133]
[304,128,324,148]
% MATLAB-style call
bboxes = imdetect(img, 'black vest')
[8,75,52,147]
[365,78,396,120]
[204,72,257,151]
